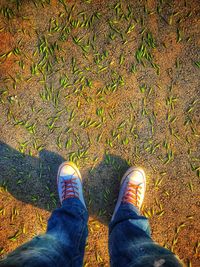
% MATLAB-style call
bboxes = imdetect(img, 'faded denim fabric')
[109,203,183,267]
[0,198,88,267]
[0,199,183,267]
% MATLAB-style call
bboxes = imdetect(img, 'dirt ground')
[0,0,199,266]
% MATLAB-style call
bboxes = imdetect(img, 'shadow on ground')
[0,141,130,225]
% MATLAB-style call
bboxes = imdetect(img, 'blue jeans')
[0,198,182,267]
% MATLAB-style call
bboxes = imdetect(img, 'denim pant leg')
[0,198,88,267]
[109,203,183,267]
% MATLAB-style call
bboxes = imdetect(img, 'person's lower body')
[109,203,182,267]
[0,198,88,267]
[0,162,183,267]
[109,166,182,267]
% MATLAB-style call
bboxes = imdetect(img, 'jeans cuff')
[62,198,87,213]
